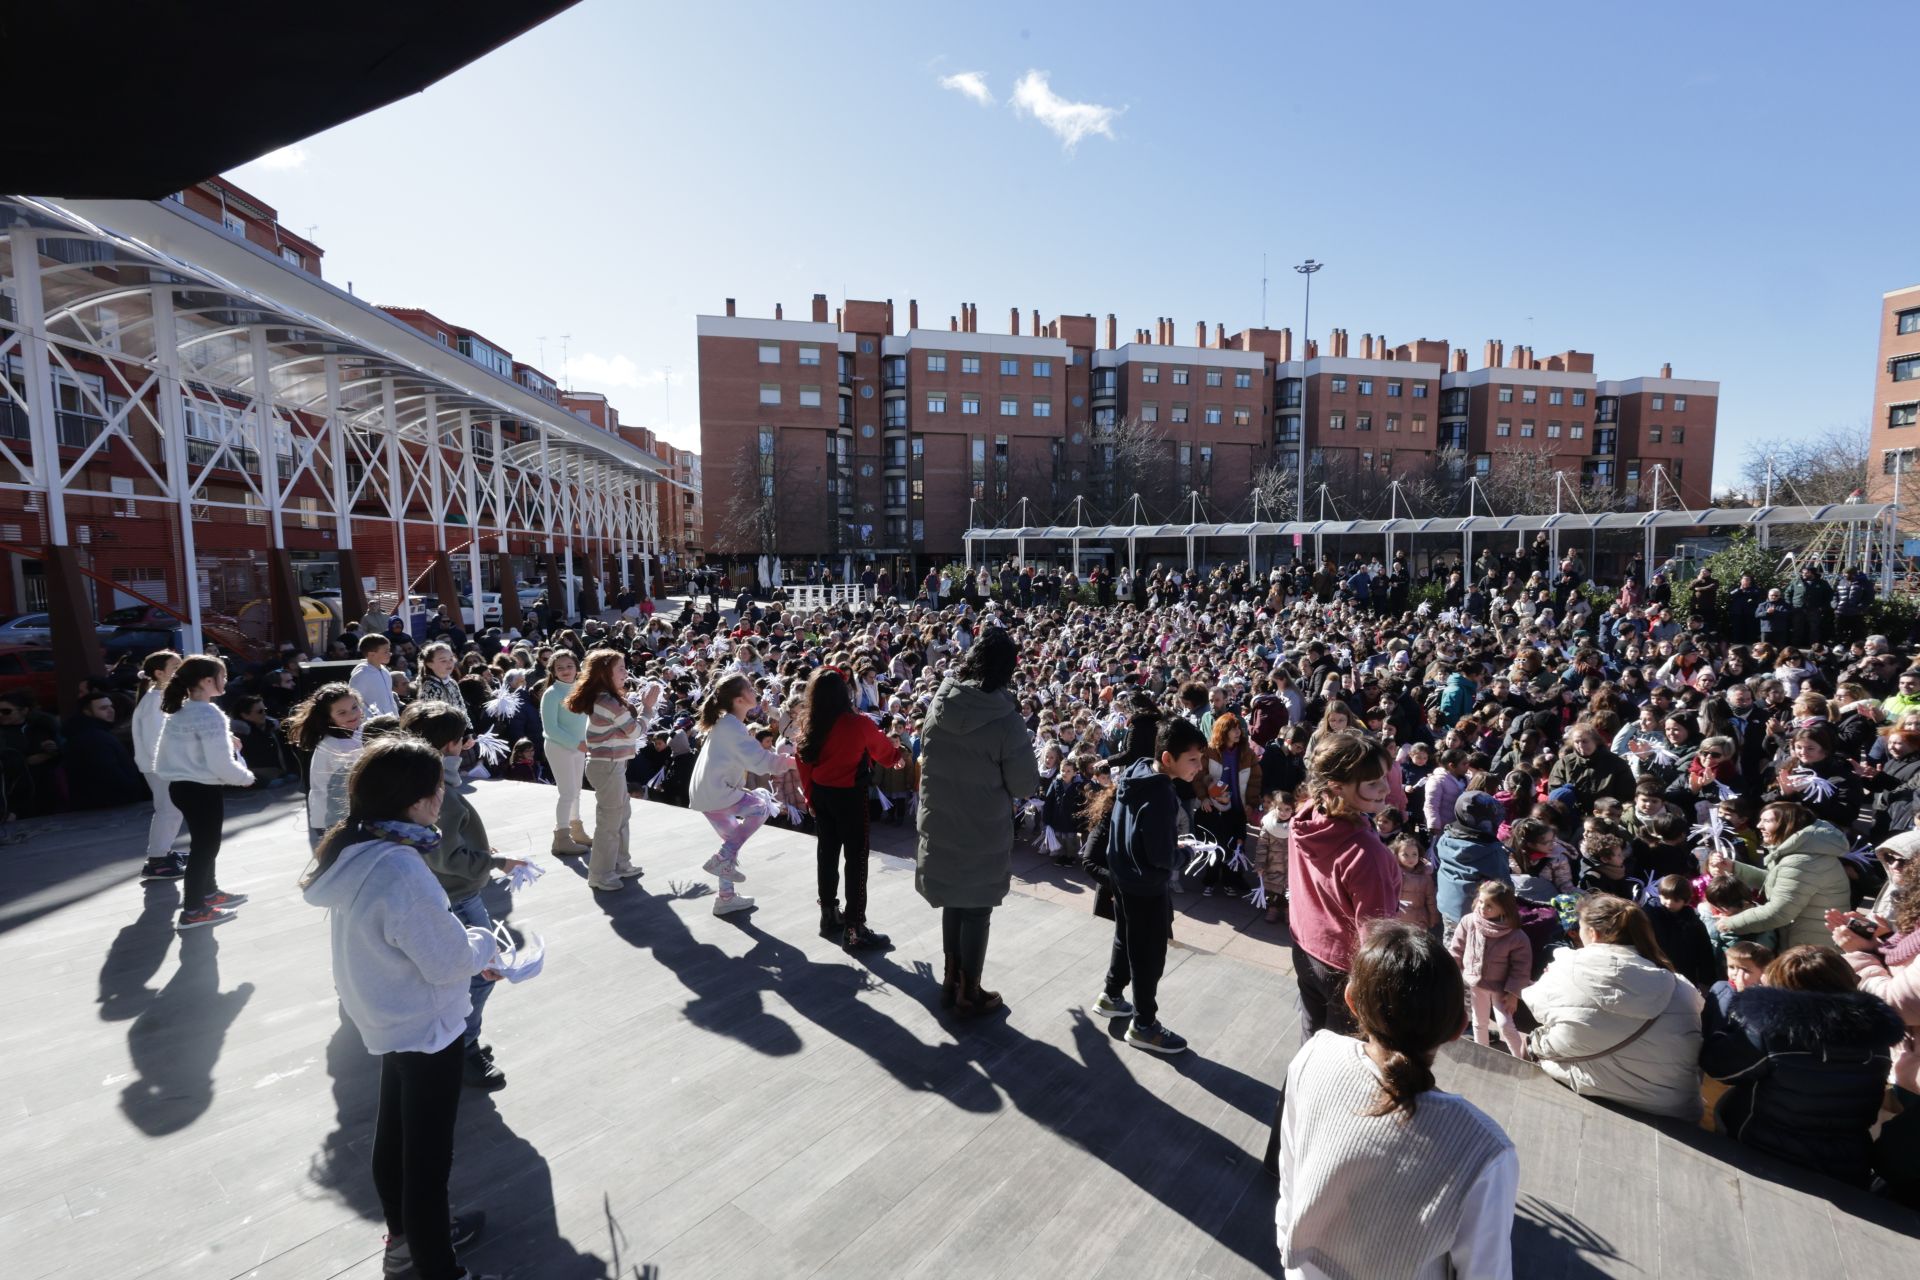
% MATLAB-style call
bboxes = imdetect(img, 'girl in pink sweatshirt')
[1448,880,1533,1057]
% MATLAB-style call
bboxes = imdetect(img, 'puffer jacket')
[1715,820,1855,950]
[1437,673,1476,728]
[915,678,1041,909]
[1523,943,1704,1120]
[1286,804,1402,973]
[1846,942,1920,1094]
[1448,913,1532,995]
[1701,983,1905,1188]
[1434,825,1512,924]
[1548,747,1636,808]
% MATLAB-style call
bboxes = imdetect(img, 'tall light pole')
[1293,258,1323,526]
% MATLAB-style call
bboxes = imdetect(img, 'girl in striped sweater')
[564,649,657,893]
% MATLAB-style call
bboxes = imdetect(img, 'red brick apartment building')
[1868,284,1920,510]
[698,296,1717,571]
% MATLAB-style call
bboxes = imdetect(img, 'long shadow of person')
[96,881,178,1022]
[118,927,253,1136]
[308,1005,384,1221]
[453,1093,617,1279]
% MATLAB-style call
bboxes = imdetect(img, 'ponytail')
[1345,920,1465,1120]
[161,656,226,714]
[1577,894,1673,971]
[138,649,181,698]
[699,674,754,729]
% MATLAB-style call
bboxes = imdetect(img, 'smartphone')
[1845,917,1879,940]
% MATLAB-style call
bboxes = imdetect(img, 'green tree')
[1668,530,1776,623]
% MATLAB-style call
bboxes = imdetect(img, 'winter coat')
[306,732,361,832]
[1644,901,1719,989]
[1396,857,1439,929]
[688,714,785,813]
[915,678,1041,909]
[1725,586,1763,641]
[1755,599,1792,639]
[1286,804,1402,973]
[426,760,506,902]
[1448,913,1532,995]
[1788,575,1834,615]
[1101,758,1181,897]
[1701,983,1904,1188]
[1715,820,1855,950]
[1204,746,1261,815]
[1437,673,1476,728]
[1434,826,1513,924]
[1835,574,1875,616]
[1846,942,1920,1093]
[1548,747,1636,809]
[1523,943,1704,1120]
[149,699,255,787]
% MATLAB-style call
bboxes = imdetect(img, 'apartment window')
[1357,379,1373,395]
[1412,384,1428,398]
[1172,368,1189,385]
[798,346,820,366]
[1171,404,1189,424]
[1672,460,1684,480]
[1205,369,1222,387]
[1235,371,1252,389]
[1387,381,1402,398]
[1648,425,1662,443]
[1362,451,1375,470]
[1886,450,1918,476]
[279,246,302,268]
[1572,390,1586,406]
[961,356,980,374]
[1142,366,1160,384]
[999,358,1019,376]
[1277,415,1301,444]
[758,343,780,364]
[1329,412,1345,431]
[1031,360,1051,378]
[759,384,780,406]
[1890,403,1919,428]
[994,435,1009,501]
[798,387,821,408]
[960,396,980,415]
[221,211,244,235]
[1498,386,1514,403]
[1672,426,1685,443]
[1626,463,1641,487]
[1521,388,1537,404]
[1570,423,1585,439]
[1673,396,1687,411]
[861,340,874,354]
[926,353,946,373]
[926,394,946,414]
[1196,406,1217,425]
[1331,377,1348,392]
[1547,389,1562,406]
[1900,309,1920,336]
[1033,398,1052,418]
[1357,414,1372,432]
[971,437,986,499]
[1233,407,1251,428]
[1412,416,1426,433]
[999,398,1018,416]
[1385,415,1399,432]
[1141,401,1158,423]
[1651,395,1665,410]
[1547,422,1562,438]
[1897,357,1920,383]
[1520,421,1536,438]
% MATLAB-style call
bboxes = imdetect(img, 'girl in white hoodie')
[285,682,365,848]
[133,649,184,882]
[689,673,794,916]
[300,736,502,1280]
[149,656,256,929]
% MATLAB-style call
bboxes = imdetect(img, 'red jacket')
[1286,803,1403,972]
[796,712,903,800]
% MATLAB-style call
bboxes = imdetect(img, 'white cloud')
[1010,70,1120,150]
[938,70,994,107]
[255,144,309,170]
[566,353,680,391]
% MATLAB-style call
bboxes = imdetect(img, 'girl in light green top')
[539,651,592,854]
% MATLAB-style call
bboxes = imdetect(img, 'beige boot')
[568,818,592,848]
[551,826,589,856]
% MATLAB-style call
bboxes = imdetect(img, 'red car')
[0,644,59,710]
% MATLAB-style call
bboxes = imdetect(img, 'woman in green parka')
[1548,721,1637,809]
[915,627,1041,1015]
[1709,801,1854,950]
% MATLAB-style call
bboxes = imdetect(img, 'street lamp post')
[1293,258,1323,527]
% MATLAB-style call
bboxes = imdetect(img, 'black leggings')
[372,1036,466,1280]
[812,783,872,924]
[943,906,993,981]
[1106,890,1173,1024]
[1291,944,1357,1041]
[168,780,224,912]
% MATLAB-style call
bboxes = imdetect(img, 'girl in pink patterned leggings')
[689,674,795,917]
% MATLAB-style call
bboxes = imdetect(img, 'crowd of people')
[104,541,1920,1279]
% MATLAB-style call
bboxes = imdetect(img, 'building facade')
[1869,284,1920,508]
[699,297,1718,572]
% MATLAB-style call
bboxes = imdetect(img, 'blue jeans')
[448,892,493,1048]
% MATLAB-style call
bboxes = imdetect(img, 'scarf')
[1884,928,1920,970]
[360,818,441,852]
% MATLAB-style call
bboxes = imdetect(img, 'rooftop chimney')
[774,303,783,320]
[885,299,894,334]
[1360,333,1373,360]
[1106,314,1117,349]
[811,292,828,323]
[834,307,841,328]
[1033,308,1041,336]
[1279,327,1292,363]
[1306,339,1319,359]
[1660,361,1672,378]
[1195,320,1206,347]
[1010,306,1020,336]
[909,299,919,329]
[1214,321,1225,348]
[725,297,736,317]
[950,315,958,331]
[1452,347,1468,373]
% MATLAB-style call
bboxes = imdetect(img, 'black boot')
[843,921,890,951]
[818,902,843,940]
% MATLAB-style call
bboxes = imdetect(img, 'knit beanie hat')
[1453,789,1503,838]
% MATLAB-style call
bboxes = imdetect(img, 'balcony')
[56,410,105,450]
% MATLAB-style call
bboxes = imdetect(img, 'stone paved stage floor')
[4,783,1916,1279]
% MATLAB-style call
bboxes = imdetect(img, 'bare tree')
[1466,443,1634,517]
[1737,423,1869,508]
[1087,414,1176,519]
[714,440,778,556]
[1250,459,1297,521]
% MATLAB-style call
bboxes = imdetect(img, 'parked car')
[0,645,60,709]
[0,612,120,646]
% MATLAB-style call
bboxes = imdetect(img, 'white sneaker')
[702,853,746,882]
[713,894,756,916]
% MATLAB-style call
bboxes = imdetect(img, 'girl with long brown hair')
[689,673,795,914]
[566,649,655,892]
[133,648,186,882]
[794,665,902,949]
[149,656,256,929]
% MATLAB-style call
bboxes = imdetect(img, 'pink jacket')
[1846,948,1920,1092]
[1448,913,1533,996]
[1395,859,1440,930]
[1287,804,1403,972]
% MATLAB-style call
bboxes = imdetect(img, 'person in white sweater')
[285,682,364,846]
[149,656,256,930]
[301,736,502,1280]
[688,673,794,916]
[1276,919,1517,1280]
[350,633,399,719]
[133,649,186,882]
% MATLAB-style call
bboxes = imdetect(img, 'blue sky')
[229,0,1917,490]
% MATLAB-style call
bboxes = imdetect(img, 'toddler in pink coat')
[1447,879,1533,1056]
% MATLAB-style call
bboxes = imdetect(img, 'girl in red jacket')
[794,668,903,950]
[1448,880,1533,1057]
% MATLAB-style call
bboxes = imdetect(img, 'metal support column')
[147,285,204,655]
[381,379,411,635]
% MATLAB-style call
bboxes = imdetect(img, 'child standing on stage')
[1448,879,1533,1057]
[689,673,796,916]
[286,682,364,849]
[150,656,257,929]
[134,649,185,883]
